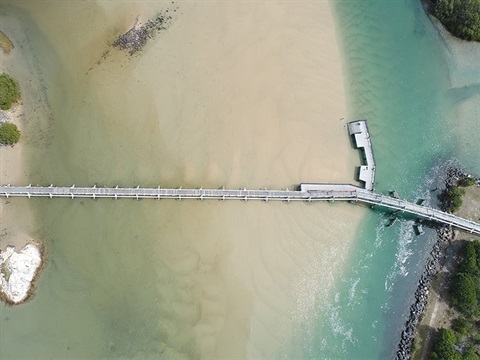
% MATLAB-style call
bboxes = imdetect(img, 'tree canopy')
[452,271,478,314]
[0,73,20,110]
[431,328,462,360]
[427,241,480,359]
[0,123,20,145]
[433,0,480,41]
[459,177,477,187]
[444,185,466,212]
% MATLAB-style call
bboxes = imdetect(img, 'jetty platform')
[348,120,376,191]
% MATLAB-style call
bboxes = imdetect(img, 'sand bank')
[128,1,364,357]
[0,30,14,54]
[5,1,365,357]
[0,14,48,255]
[108,2,364,356]
[0,11,54,308]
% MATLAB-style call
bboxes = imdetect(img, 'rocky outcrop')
[0,243,43,304]
[112,9,176,56]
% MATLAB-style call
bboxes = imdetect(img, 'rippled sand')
[0,1,365,358]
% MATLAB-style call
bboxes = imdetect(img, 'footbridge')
[1,183,479,235]
[2,120,478,234]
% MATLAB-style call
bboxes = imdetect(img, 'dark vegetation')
[440,174,477,212]
[0,123,21,145]
[431,241,480,360]
[0,73,20,110]
[445,185,467,212]
[460,177,478,187]
[430,0,480,41]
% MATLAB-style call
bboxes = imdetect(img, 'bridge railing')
[1,185,479,234]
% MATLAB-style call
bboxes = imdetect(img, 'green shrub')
[431,328,462,360]
[474,241,480,270]
[433,0,480,41]
[451,272,478,315]
[0,123,20,145]
[452,317,470,335]
[445,185,466,212]
[459,177,477,187]
[459,241,478,275]
[463,344,480,360]
[0,73,20,110]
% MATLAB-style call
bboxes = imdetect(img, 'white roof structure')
[347,120,376,191]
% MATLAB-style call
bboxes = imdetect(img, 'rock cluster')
[0,243,42,304]
[444,167,470,188]
[112,10,176,56]
[396,226,453,360]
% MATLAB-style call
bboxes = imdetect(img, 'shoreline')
[394,7,480,358]
[0,18,46,304]
[397,167,480,360]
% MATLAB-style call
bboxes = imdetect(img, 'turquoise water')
[310,0,480,358]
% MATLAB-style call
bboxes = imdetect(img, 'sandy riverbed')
[1,1,365,357]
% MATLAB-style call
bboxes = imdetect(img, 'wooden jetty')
[0,183,479,235]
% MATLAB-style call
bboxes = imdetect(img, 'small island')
[0,243,43,305]
[426,0,480,41]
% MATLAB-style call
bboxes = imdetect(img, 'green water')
[310,0,480,358]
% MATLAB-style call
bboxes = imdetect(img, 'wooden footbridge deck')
[2,121,478,234]
[1,183,479,235]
